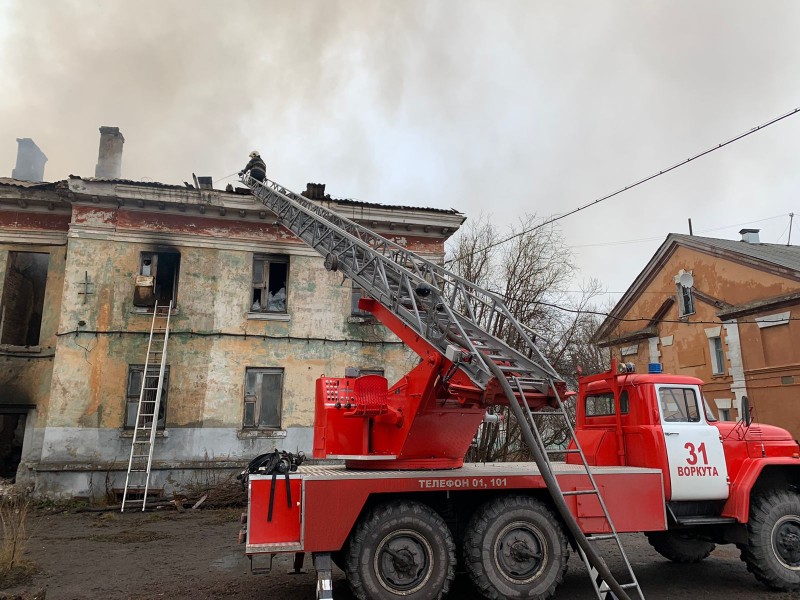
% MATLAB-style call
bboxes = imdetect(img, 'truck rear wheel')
[463,495,568,600]
[345,500,456,600]
[645,531,715,563]
[740,490,800,591]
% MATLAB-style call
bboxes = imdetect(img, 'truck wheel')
[345,500,456,600]
[645,531,715,563]
[740,490,800,591]
[463,495,568,600]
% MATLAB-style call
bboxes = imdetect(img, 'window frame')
[709,336,725,375]
[136,251,180,310]
[676,283,695,317]
[242,367,284,430]
[359,368,385,377]
[657,386,701,423]
[124,364,169,430]
[584,391,629,417]
[250,254,289,314]
[351,283,372,318]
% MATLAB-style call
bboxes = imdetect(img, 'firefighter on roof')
[240,151,266,182]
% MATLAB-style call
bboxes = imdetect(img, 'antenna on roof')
[688,218,693,236]
[788,212,795,246]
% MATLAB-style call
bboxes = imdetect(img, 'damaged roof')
[0,177,56,189]
[68,175,464,217]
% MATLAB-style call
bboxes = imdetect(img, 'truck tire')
[645,531,715,563]
[740,490,800,591]
[463,495,568,600]
[345,500,456,600]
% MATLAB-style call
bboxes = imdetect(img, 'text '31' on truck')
[237,174,800,600]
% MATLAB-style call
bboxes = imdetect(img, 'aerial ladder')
[242,174,643,600]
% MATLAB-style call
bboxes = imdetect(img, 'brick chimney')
[12,138,47,182]
[95,126,125,179]
[739,228,760,244]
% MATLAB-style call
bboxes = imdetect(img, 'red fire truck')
[238,176,800,600]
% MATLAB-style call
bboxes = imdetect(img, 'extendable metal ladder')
[121,301,172,512]
[243,175,643,599]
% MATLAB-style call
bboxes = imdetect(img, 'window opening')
[359,368,385,378]
[243,368,283,429]
[585,391,629,417]
[677,284,695,316]
[351,283,372,317]
[125,365,169,429]
[709,336,725,375]
[0,252,49,346]
[135,252,180,308]
[659,387,700,423]
[251,255,288,313]
[0,412,26,481]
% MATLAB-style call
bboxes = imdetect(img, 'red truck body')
[239,175,800,600]
[246,463,667,554]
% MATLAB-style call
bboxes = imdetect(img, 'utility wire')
[468,105,800,256]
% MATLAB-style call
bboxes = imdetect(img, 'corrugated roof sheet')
[68,175,191,191]
[0,177,55,188]
[671,233,800,272]
[323,197,462,216]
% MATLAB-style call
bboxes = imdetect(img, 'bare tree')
[448,216,608,463]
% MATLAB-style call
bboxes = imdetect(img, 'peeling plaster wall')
[34,207,422,497]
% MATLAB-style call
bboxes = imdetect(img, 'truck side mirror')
[741,396,752,427]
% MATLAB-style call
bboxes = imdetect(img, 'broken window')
[351,283,373,318]
[243,368,283,429]
[251,255,288,313]
[677,283,695,317]
[125,365,169,429]
[0,411,27,481]
[134,252,180,309]
[0,252,49,346]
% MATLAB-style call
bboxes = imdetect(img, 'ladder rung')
[498,365,534,373]
[562,489,598,497]
[588,534,616,541]
[547,448,580,454]
[620,583,640,589]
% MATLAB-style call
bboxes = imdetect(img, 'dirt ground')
[2,507,798,600]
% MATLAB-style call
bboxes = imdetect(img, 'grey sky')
[1,1,798,300]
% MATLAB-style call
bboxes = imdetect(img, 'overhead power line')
[469,105,800,256]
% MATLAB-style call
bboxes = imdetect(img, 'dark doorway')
[1,252,49,346]
[0,412,26,481]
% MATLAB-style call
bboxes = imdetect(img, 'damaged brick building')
[0,131,465,499]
